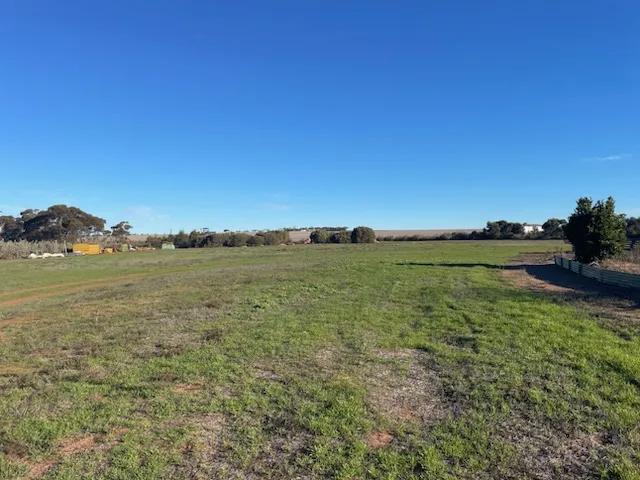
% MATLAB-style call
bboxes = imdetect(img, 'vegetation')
[565,197,627,263]
[1,241,639,479]
[310,230,330,244]
[351,226,376,243]
[627,217,640,237]
[329,231,351,244]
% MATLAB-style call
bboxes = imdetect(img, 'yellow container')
[72,243,101,255]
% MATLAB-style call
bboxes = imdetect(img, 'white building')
[523,224,543,234]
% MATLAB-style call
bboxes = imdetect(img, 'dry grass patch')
[174,382,205,393]
[368,349,447,424]
[496,415,610,479]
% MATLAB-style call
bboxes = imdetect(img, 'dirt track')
[0,274,149,308]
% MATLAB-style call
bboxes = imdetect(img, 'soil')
[367,430,395,449]
[503,253,640,330]
[0,274,148,308]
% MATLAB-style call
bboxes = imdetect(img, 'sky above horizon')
[1,1,638,233]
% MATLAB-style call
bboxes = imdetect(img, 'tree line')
[0,205,133,243]
[144,229,291,249]
[309,227,376,244]
[378,216,638,242]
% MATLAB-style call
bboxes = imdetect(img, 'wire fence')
[554,256,640,290]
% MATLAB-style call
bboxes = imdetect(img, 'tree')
[188,230,200,248]
[111,221,132,238]
[627,217,640,237]
[247,234,265,246]
[0,216,24,241]
[541,218,567,239]
[310,230,330,244]
[351,226,376,243]
[225,233,249,247]
[22,205,105,242]
[173,230,190,248]
[565,197,627,263]
[329,231,351,244]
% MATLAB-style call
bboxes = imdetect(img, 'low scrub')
[0,240,66,260]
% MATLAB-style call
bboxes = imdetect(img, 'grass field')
[1,241,639,479]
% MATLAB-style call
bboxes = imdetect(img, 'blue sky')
[1,1,638,233]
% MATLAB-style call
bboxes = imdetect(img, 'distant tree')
[22,205,105,242]
[351,226,376,243]
[565,197,627,263]
[247,234,265,246]
[541,218,567,239]
[0,216,24,241]
[627,217,640,237]
[111,221,132,238]
[225,233,250,247]
[188,230,201,248]
[483,221,501,239]
[310,230,330,244]
[329,231,351,244]
[173,230,190,248]
[483,220,525,239]
[202,232,230,247]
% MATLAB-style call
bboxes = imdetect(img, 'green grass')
[1,241,639,479]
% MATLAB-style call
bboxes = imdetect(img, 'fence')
[554,256,640,290]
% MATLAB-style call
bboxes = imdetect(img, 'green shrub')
[247,235,265,246]
[565,197,627,263]
[329,231,351,244]
[225,233,250,247]
[351,226,376,243]
[311,230,330,244]
[260,232,280,246]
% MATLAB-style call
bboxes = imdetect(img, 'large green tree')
[22,205,106,242]
[565,197,627,263]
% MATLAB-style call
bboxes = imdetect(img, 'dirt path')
[0,273,148,299]
[503,253,640,328]
[0,274,149,309]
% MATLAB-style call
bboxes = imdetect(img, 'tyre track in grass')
[0,274,150,309]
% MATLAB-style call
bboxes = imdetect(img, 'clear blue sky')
[1,1,638,233]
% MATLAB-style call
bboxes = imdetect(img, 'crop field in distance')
[1,241,639,479]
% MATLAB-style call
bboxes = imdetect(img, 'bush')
[329,231,351,244]
[224,233,250,247]
[565,197,627,263]
[247,235,265,246]
[310,230,330,244]
[351,226,376,243]
[0,240,65,259]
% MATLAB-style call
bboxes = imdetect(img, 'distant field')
[2,241,639,479]
[288,229,481,242]
[130,229,482,244]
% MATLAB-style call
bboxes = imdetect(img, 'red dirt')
[367,430,394,449]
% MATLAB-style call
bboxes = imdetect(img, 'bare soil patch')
[369,349,447,424]
[503,254,640,329]
[0,274,149,308]
[367,430,394,449]
[57,434,105,457]
[496,415,609,479]
[174,382,205,393]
